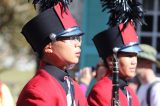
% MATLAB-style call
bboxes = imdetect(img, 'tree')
[0,0,36,71]
[0,0,84,72]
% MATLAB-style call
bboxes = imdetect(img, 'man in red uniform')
[17,1,88,106]
[87,22,141,106]
[88,0,146,105]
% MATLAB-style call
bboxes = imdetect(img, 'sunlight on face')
[43,36,82,69]
[118,52,138,80]
[52,36,82,65]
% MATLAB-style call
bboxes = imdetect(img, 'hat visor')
[58,27,83,37]
[120,44,142,54]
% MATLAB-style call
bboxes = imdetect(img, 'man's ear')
[106,56,113,70]
[44,43,53,53]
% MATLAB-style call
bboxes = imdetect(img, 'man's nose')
[75,39,81,47]
[131,56,137,65]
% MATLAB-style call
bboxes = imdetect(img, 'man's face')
[118,52,138,80]
[44,36,82,68]
[136,58,153,81]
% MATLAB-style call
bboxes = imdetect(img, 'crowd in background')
[74,44,160,106]
[75,58,107,97]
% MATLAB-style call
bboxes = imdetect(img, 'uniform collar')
[44,64,69,82]
[109,77,128,88]
[119,78,128,88]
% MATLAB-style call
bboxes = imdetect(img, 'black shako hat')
[93,22,141,59]
[21,3,83,55]
[92,0,146,59]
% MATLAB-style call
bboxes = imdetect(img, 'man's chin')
[128,74,136,79]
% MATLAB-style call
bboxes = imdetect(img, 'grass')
[0,69,35,104]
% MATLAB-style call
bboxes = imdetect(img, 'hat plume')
[100,0,147,27]
[28,0,73,12]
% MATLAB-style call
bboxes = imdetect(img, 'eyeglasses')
[57,36,82,42]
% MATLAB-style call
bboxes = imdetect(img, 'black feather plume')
[28,0,73,12]
[100,0,146,27]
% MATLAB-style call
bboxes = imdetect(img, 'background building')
[80,0,160,73]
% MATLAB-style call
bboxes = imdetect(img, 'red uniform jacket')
[88,76,140,106]
[17,69,88,106]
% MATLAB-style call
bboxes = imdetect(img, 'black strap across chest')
[146,81,160,106]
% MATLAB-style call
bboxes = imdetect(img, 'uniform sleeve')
[87,87,110,106]
[17,88,50,106]
[150,83,160,106]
